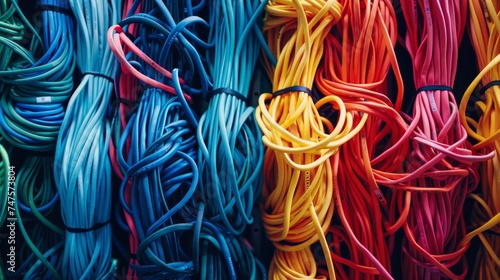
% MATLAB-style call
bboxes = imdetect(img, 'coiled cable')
[314,0,406,278]
[0,0,74,151]
[255,0,367,278]
[0,1,72,279]
[197,0,266,236]
[13,156,63,280]
[54,0,120,278]
[458,0,500,278]
[108,1,257,278]
[399,0,493,278]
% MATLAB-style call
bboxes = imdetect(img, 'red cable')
[108,2,142,279]
[399,0,493,278]
[315,0,407,278]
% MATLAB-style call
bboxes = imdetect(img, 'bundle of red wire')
[315,0,409,278]
[399,0,493,278]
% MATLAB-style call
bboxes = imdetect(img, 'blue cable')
[0,0,74,151]
[194,1,268,278]
[114,10,206,271]
[110,1,269,279]
[53,0,120,278]
[197,0,266,236]
[0,1,73,279]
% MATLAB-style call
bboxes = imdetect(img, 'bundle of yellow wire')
[459,0,500,278]
[255,0,367,278]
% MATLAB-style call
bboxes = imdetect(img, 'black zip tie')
[38,4,73,17]
[124,31,137,42]
[272,86,312,98]
[114,97,138,107]
[82,72,114,83]
[416,85,453,93]
[111,97,139,119]
[66,220,110,233]
[207,87,247,102]
[479,80,500,95]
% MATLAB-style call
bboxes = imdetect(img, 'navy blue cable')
[111,2,208,279]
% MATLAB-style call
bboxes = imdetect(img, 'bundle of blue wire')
[197,0,266,236]
[0,0,19,242]
[109,1,268,279]
[194,0,268,278]
[53,0,120,279]
[113,1,209,278]
[0,0,74,152]
[0,1,72,279]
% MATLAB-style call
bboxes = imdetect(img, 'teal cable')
[13,156,63,280]
[195,0,268,278]
[54,0,120,278]
[197,0,266,235]
[0,138,8,245]
[0,1,69,278]
[0,0,75,151]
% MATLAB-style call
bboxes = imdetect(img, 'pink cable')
[399,0,493,279]
[108,1,142,279]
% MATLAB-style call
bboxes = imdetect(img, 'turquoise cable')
[54,0,120,278]
[195,0,267,278]
[0,2,19,278]
[197,0,266,236]
[13,156,63,280]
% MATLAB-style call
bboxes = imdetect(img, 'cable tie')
[82,71,114,83]
[272,86,312,98]
[65,220,110,233]
[479,80,500,95]
[207,87,247,102]
[111,97,139,118]
[416,85,453,93]
[38,4,73,17]
[114,97,138,107]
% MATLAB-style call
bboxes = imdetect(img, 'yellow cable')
[459,0,500,277]
[256,0,367,279]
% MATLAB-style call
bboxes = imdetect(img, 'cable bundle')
[13,156,63,279]
[194,0,268,278]
[0,1,73,279]
[255,0,371,278]
[458,0,500,278]
[54,0,120,278]
[197,0,265,237]
[399,0,494,278]
[314,0,407,278]
[0,0,19,235]
[0,0,74,151]
[108,1,257,278]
